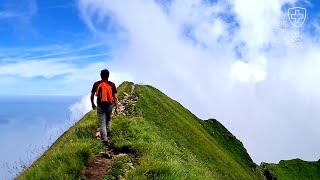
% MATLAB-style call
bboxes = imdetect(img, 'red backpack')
[95,81,113,104]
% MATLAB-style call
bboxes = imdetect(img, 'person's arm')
[90,82,98,110]
[113,93,119,114]
[90,92,96,110]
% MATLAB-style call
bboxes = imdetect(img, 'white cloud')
[0,60,75,78]
[0,0,37,25]
[230,57,267,83]
[0,40,128,95]
[0,59,130,95]
[0,11,20,19]
[75,0,320,164]
[69,94,92,122]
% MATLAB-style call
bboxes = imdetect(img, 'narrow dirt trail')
[83,85,137,180]
[84,147,128,180]
[84,155,112,180]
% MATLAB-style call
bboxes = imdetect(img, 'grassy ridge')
[19,81,319,179]
[19,82,264,179]
[263,159,320,180]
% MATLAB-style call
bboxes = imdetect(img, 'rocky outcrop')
[114,85,139,116]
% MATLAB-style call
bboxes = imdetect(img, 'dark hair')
[100,69,109,79]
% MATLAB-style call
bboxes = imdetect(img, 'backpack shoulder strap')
[95,81,103,96]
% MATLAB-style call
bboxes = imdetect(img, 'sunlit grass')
[17,111,103,179]
[264,159,320,180]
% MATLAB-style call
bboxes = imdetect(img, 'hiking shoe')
[102,140,109,147]
[107,131,112,138]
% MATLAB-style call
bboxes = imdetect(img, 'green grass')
[103,154,131,180]
[17,111,103,179]
[199,119,257,172]
[263,159,320,180]
[19,81,318,180]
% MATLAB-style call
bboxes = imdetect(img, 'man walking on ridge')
[91,69,119,146]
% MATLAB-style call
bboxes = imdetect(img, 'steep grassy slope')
[263,159,320,180]
[199,119,257,173]
[110,82,264,179]
[17,107,103,179]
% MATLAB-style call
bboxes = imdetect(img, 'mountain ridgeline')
[18,82,320,179]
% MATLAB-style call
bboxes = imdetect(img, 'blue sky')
[1,1,80,46]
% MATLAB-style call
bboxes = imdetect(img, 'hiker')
[90,69,119,146]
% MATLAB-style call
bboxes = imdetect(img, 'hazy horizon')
[0,96,79,179]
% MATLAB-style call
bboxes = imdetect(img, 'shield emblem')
[288,7,306,28]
